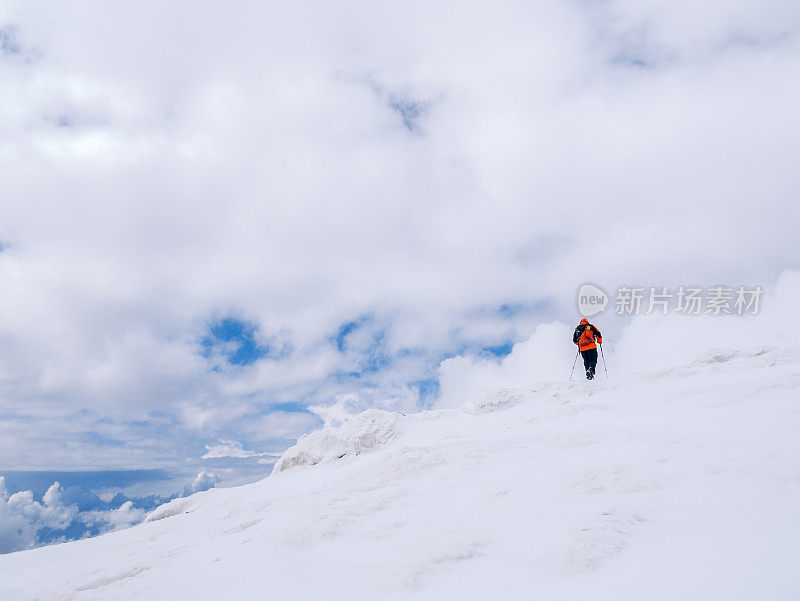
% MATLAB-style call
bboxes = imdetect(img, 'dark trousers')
[580,348,598,375]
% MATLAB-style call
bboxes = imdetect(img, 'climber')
[573,318,602,380]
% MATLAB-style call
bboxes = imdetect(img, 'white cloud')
[184,471,220,495]
[0,478,78,553]
[0,498,29,554]
[0,0,798,468]
[202,440,268,459]
[238,412,323,442]
[437,322,577,409]
[80,501,146,534]
[308,393,364,428]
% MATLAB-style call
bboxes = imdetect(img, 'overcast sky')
[1,0,799,471]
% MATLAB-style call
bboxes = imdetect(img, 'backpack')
[573,323,600,344]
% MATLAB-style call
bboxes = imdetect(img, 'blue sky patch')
[360,344,392,374]
[387,95,427,133]
[497,301,550,319]
[611,52,653,68]
[411,378,440,406]
[483,342,514,358]
[334,316,370,351]
[332,315,393,376]
[202,318,270,366]
[363,76,430,134]
[0,26,21,56]
[80,431,125,447]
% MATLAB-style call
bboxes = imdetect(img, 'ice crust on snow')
[272,408,400,474]
[692,345,777,365]
[462,386,525,414]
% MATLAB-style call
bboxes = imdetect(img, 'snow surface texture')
[2,348,799,600]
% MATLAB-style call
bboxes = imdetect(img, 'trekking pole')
[569,349,579,381]
[599,343,609,378]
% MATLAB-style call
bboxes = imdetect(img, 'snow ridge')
[2,347,799,601]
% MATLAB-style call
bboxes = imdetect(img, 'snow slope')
[2,347,799,600]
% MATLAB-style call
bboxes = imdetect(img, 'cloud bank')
[0,470,224,554]
[0,0,797,470]
[0,478,77,553]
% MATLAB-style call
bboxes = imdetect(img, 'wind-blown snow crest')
[144,498,193,523]
[273,383,580,476]
[272,408,401,474]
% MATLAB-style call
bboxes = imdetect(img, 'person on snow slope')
[573,318,602,380]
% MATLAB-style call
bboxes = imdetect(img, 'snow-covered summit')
[1,347,799,600]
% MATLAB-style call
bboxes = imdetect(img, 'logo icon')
[577,283,609,317]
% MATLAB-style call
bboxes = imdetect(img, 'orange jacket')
[574,318,602,351]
